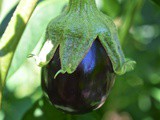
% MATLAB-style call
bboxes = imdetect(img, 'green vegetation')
[0,0,160,120]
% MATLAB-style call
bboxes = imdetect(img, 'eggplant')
[41,39,115,114]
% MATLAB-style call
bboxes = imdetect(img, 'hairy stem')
[69,0,97,11]
[0,0,38,109]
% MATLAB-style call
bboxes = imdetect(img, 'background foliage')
[0,0,160,120]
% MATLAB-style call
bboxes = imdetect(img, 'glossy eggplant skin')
[41,39,115,114]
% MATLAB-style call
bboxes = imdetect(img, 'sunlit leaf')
[7,0,67,79]
[0,0,19,24]
[0,0,38,107]
[2,58,42,120]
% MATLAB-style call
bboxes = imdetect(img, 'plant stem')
[119,0,143,45]
[0,0,38,109]
[69,0,97,11]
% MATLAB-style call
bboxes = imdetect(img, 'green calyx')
[33,0,135,76]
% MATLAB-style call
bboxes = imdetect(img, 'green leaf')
[2,55,41,120]
[0,0,38,108]
[6,0,67,79]
[0,0,19,24]
[2,96,33,120]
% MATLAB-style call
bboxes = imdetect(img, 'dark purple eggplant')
[41,39,115,114]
